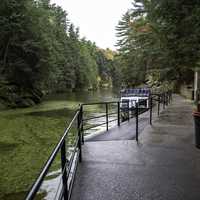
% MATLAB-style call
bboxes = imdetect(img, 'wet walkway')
[71,95,200,200]
[85,111,150,142]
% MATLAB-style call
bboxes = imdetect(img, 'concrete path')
[71,95,200,200]
[85,111,150,142]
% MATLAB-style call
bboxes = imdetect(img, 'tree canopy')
[1,0,199,107]
[0,0,120,107]
[116,0,200,88]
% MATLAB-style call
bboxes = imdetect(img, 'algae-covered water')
[0,89,118,200]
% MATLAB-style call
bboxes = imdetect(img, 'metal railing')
[81,99,149,142]
[25,109,83,200]
[82,101,120,133]
[25,90,172,200]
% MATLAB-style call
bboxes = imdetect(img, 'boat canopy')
[120,88,150,97]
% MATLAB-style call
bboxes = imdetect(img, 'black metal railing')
[25,90,173,200]
[25,109,83,200]
[81,99,148,142]
[82,101,120,133]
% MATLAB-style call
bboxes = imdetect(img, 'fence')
[25,90,172,200]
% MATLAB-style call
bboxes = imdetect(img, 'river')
[0,89,119,200]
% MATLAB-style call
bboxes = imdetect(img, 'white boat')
[120,88,151,109]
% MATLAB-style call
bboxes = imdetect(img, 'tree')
[116,0,200,88]
[0,0,121,107]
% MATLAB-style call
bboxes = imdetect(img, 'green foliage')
[116,0,200,87]
[0,0,120,107]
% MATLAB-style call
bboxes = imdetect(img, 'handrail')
[25,90,173,200]
[81,98,152,141]
[25,109,81,200]
[83,114,108,122]
[82,101,119,106]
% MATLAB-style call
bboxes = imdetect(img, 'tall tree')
[116,0,200,87]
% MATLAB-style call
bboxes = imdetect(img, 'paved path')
[71,95,200,200]
[85,111,151,142]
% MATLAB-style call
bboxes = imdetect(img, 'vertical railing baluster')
[158,95,160,116]
[170,91,172,103]
[131,100,134,118]
[117,101,120,126]
[169,91,170,104]
[136,102,139,142]
[168,91,170,104]
[163,93,165,109]
[171,90,173,101]
[127,100,130,121]
[150,97,153,125]
[80,105,84,144]
[77,110,82,162]
[106,103,108,131]
[61,141,68,200]
[166,92,168,106]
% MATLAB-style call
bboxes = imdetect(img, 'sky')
[51,0,132,50]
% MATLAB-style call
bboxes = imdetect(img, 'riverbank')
[0,90,118,200]
[0,79,114,109]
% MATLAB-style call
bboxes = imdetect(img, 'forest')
[0,0,121,108]
[116,0,200,90]
[1,0,200,108]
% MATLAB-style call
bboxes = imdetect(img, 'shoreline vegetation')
[0,80,114,108]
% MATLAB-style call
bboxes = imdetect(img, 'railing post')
[171,91,173,101]
[170,91,172,103]
[106,103,109,131]
[166,92,168,106]
[150,97,153,125]
[77,110,82,162]
[158,95,160,116]
[80,105,84,144]
[61,141,69,200]
[163,93,165,109]
[127,100,130,121]
[135,102,139,142]
[117,101,120,126]
[131,100,135,118]
[168,91,170,104]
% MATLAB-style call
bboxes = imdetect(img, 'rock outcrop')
[0,82,43,108]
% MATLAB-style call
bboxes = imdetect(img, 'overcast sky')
[51,0,132,50]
